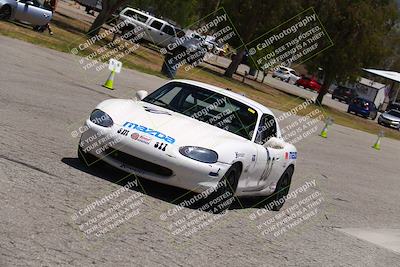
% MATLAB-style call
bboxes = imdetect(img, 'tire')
[0,5,12,20]
[78,145,99,167]
[347,108,351,113]
[271,166,294,211]
[205,164,241,213]
[33,25,46,33]
[371,112,377,120]
[120,26,136,40]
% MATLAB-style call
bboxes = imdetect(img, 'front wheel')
[205,164,241,213]
[271,166,294,211]
[0,5,12,20]
[33,25,46,32]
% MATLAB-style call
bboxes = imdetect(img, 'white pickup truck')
[118,7,207,60]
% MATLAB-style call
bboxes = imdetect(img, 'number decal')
[154,142,168,151]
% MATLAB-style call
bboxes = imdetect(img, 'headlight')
[90,109,113,127]
[179,146,218,163]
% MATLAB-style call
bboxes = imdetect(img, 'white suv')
[118,7,205,57]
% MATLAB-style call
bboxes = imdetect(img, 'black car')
[332,86,358,104]
[387,102,400,112]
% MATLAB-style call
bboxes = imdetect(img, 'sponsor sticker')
[285,152,297,160]
[235,152,245,158]
[131,133,140,140]
[138,135,152,144]
[131,132,152,144]
[123,121,175,144]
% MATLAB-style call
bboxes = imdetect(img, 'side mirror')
[136,90,148,100]
[25,1,34,5]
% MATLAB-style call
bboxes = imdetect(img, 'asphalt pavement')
[1,35,400,266]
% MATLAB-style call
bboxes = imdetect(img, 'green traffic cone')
[103,70,115,90]
[372,137,381,150]
[372,130,384,150]
[320,125,328,138]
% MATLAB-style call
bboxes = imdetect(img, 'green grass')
[1,12,399,140]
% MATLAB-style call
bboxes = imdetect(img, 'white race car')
[78,80,297,210]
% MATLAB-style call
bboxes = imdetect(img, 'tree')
[382,22,400,71]
[221,0,302,78]
[134,0,200,27]
[88,0,129,36]
[304,0,399,105]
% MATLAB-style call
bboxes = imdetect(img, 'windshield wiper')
[146,97,179,112]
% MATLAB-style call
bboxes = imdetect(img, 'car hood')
[381,113,400,122]
[97,99,250,148]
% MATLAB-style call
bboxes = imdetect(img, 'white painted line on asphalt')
[337,228,400,255]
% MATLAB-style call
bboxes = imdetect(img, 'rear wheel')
[271,166,294,211]
[0,5,11,20]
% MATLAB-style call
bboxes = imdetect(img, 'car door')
[159,24,177,46]
[242,114,283,191]
[15,0,52,26]
[146,19,165,45]
[289,70,298,82]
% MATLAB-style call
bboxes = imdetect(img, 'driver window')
[255,114,277,144]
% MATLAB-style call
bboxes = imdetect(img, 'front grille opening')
[105,148,173,177]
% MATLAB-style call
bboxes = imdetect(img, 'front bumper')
[378,117,400,129]
[79,120,231,193]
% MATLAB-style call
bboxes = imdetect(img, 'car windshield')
[143,82,258,140]
[388,110,400,117]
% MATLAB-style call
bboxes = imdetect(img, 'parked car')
[272,66,300,84]
[0,0,52,28]
[118,7,206,61]
[76,0,102,14]
[295,76,322,92]
[332,86,358,104]
[204,35,225,55]
[347,97,378,120]
[378,109,400,130]
[387,102,400,112]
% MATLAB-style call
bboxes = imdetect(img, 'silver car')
[272,66,301,84]
[378,109,400,130]
[0,0,52,27]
